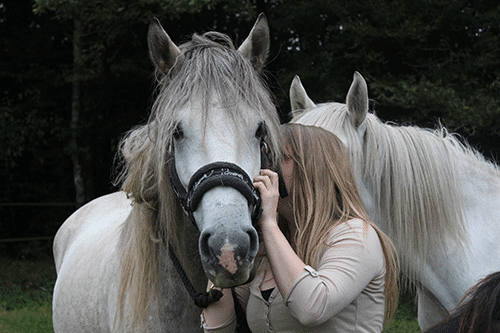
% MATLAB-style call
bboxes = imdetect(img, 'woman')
[202,123,399,332]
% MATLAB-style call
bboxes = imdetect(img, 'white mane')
[293,103,500,280]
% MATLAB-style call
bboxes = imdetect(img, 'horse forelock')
[291,103,499,281]
[291,102,365,172]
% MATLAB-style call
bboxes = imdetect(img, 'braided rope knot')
[194,289,224,308]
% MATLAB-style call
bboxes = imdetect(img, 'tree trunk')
[70,14,85,207]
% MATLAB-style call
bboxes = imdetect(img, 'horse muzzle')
[199,221,258,287]
[169,159,261,287]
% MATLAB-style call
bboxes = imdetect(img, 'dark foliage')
[1,0,499,251]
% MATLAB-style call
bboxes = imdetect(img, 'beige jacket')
[203,219,386,332]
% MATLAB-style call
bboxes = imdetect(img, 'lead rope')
[168,244,223,308]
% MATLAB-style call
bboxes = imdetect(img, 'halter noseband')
[169,160,262,225]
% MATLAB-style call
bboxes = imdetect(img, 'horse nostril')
[199,231,212,258]
[246,227,259,259]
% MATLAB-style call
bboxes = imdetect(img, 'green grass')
[383,286,421,332]
[0,303,53,333]
[0,257,55,333]
[0,256,421,332]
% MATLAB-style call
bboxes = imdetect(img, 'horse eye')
[255,122,267,140]
[173,124,184,141]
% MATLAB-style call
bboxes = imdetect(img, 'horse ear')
[238,13,270,71]
[290,75,316,117]
[148,18,182,74]
[346,71,368,128]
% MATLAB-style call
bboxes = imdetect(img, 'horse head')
[289,72,377,218]
[147,14,280,288]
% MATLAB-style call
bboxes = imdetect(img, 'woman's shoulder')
[341,218,369,229]
[324,219,385,271]
[330,218,369,235]
[328,218,379,246]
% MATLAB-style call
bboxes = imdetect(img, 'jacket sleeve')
[283,219,385,326]
[201,311,236,332]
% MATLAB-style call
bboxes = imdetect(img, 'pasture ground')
[0,256,54,332]
[0,256,420,332]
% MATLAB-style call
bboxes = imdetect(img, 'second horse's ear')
[346,72,368,128]
[148,18,183,74]
[290,75,316,118]
[238,13,270,71]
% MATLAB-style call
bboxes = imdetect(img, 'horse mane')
[113,30,281,330]
[113,124,182,331]
[293,103,500,281]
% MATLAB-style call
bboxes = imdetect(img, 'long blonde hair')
[280,123,399,322]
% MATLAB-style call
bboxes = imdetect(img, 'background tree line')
[1,0,499,255]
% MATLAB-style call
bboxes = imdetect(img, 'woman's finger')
[259,169,279,180]
[254,175,272,186]
[253,181,264,192]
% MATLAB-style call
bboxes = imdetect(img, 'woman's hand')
[253,169,280,227]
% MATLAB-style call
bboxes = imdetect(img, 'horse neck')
[359,120,471,279]
[156,211,207,331]
[452,147,500,245]
[165,214,206,293]
[119,202,206,297]
[455,147,500,194]
[118,203,205,330]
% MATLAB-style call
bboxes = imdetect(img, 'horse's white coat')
[290,73,500,330]
[52,192,204,332]
[53,192,128,332]
[52,100,263,332]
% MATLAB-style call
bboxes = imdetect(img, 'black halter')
[168,140,288,227]
[169,160,262,226]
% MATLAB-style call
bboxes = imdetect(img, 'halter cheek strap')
[169,158,189,210]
